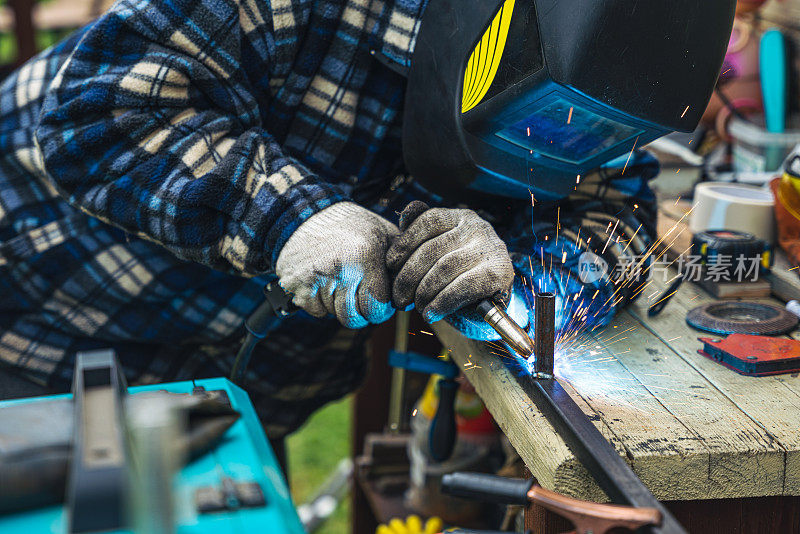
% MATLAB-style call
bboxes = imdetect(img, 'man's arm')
[35,0,345,276]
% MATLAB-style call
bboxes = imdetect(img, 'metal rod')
[534,292,555,378]
[520,292,687,534]
[524,378,686,534]
[388,310,410,434]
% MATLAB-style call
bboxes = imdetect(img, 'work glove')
[276,202,398,329]
[386,201,515,326]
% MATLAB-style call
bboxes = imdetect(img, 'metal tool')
[699,334,800,376]
[647,271,686,317]
[441,472,661,534]
[476,298,535,359]
[67,350,130,533]
[509,292,687,534]
[388,310,411,434]
[533,292,555,377]
[388,349,459,461]
[0,355,304,533]
[648,229,772,317]
[686,301,798,335]
[398,203,536,362]
[128,394,183,533]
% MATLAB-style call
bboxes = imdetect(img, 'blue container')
[0,378,305,534]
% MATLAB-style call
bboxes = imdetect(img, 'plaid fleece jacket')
[0,0,657,434]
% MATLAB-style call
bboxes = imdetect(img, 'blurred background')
[0,0,114,78]
[2,1,800,533]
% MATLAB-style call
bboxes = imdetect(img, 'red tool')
[698,334,800,376]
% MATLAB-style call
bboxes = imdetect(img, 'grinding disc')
[686,301,798,335]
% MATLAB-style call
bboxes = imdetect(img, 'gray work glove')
[386,201,515,324]
[276,202,398,329]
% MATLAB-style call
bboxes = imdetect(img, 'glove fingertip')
[369,303,396,325]
[398,200,430,231]
[343,316,369,329]
[421,304,446,325]
[357,292,396,325]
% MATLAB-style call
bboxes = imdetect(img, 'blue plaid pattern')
[0,0,657,436]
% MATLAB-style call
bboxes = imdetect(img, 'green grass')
[0,28,73,65]
[288,396,352,534]
[0,33,16,64]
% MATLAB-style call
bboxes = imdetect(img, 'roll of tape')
[689,182,775,243]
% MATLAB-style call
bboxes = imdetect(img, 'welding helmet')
[402,0,736,201]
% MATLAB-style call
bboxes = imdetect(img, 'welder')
[0,0,733,438]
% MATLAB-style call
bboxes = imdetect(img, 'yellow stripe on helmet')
[461,0,515,113]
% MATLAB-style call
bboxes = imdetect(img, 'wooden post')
[9,0,36,65]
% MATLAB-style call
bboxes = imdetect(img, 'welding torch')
[230,282,544,381]
[230,279,546,465]
[476,292,555,377]
[230,286,544,465]
[230,281,297,384]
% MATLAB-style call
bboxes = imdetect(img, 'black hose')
[231,299,280,384]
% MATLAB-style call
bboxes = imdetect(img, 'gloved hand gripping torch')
[231,205,548,453]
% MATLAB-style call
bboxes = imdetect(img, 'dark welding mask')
[402,0,735,201]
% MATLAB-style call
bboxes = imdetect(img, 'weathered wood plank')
[438,321,720,500]
[600,312,785,498]
[628,274,800,495]
[555,328,713,500]
[435,324,608,501]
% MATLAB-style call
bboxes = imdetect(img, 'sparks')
[567,106,574,124]
[680,105,690,118]
[556,207,561,243]
[621,136,639,176]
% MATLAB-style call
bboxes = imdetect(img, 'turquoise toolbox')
[0,351,304,534]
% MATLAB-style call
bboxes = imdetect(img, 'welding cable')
[573,220,642,306]
[583,210,649,258]
[580,211,651,302]
[557,223,618,294]
[230,298,282,384]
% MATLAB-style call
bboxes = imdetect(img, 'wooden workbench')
[434,254,800,532]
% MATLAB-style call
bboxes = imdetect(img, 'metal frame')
[520,294,688,534]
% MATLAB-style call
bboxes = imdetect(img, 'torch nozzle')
[476,292,555,378]
[476,300,535,359]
